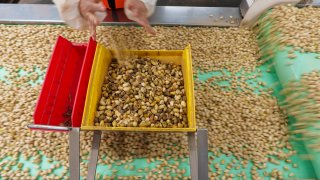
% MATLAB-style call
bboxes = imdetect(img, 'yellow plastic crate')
[81,43,196,132]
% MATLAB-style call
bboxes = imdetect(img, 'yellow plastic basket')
[81,43,196,132]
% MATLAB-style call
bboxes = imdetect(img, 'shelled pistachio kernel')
[285,159,292,163]
[288,54,297,59]
[17,163,23,169]
[96,57,187,128]
[129,165,135,170]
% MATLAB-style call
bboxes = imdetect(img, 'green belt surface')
[272,47,320,178]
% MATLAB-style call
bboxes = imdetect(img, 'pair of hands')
[79,0,156,39]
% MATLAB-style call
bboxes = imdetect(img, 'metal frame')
[240,0,320,18]
[187,129,208,180]
[29,109,208,178]
[27,125,207,179]
[87,131,102,180]
[195,129,209,180]
[69,128,81,180]
[28,124,71,131]
[297,0,320,7]
[0,4,241,26]
[239,0,254,16]
[81,129,208,180]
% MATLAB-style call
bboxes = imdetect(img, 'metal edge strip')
[27,124,72,131]
[0,4,241,26]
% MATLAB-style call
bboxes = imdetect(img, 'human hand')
[125,0,156,35]
[79,0,106,39]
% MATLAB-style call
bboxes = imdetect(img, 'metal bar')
[197,129,208,180]
[27,124,71,131]
[0,4,241,26]
[239,0,254,16]
[296,2,320,7]
[69,128,80,180]
[149,6,241,26]
[188,132,198,180]
[87,131,102,180]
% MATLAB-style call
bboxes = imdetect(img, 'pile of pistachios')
[94,57,188,128]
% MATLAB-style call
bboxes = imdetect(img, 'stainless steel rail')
[27,124,71,131]
[0,4,241,26]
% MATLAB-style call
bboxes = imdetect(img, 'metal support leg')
[188,132,198,180]
[69,128,80,180]
[197,129,208,180]
[87,131,102,180]
[188,129,208,180]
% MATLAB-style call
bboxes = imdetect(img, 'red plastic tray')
[33,36,96,131]
[72,38,97,127]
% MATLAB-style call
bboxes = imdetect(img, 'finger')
[89,2,106,12]
[134,17,156,35]
[92,30,97,40]
[127,3,146,18]
[133,16,148,28]
[145,25,156,35]
[87,13,97,40]
[89,21,97,40]
[86,12,99,26]
[128,7,140,18]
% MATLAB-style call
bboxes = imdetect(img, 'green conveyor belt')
[272,47,320,178]
[256,9,320,177]
[197,59,317,179]
[0,52,318,179]
[1,60,317,179]
[273,48,320,85]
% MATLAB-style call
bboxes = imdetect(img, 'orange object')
[102,0,125,9]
